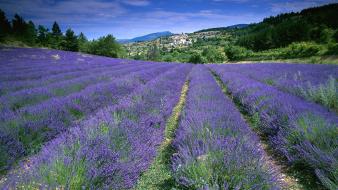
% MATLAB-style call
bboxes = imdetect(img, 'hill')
[117,31,173,44]
[124,3,338,63]
[195,24,249,33]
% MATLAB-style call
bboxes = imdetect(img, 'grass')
[299,76,337,112]
[134,80,189,190]
[235,55,338,65]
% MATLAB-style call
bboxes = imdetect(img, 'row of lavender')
[0,48,137,82]
[219,63,337,111]
[0,48,139,95]
[0,48,179,175]
[2,65,192,189]
[209,65,337,190]
[171,66,280,189]
[0,64,175,174]
[0,63,154,111]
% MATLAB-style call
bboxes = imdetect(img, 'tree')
[37,25,49,45]
[52,21,62,36]
[11,14,36,45]
[12,14,26,36]
[24,21,37,45]
[88,34,125,58]
[61,28,78,51]
[202,47,227,63]
[333,30,338,43]
[51,21,62,49]
[147,44,160,61]
[188,53,204,64]
[78,32,88,52]
[0,9,11,39]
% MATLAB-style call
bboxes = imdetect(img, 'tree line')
[235,3,338,51]
[0,9,125,58]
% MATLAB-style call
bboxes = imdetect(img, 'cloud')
[270,0,337,13]
[0,0,126,22]
[212,0,249,3]
[122,0,150,6]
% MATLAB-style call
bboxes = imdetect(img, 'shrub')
[283,42,323,58]
[188,53,205,64]
[299,76,337,111]
[224,45,251,61]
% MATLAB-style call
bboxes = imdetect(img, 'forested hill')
[236,3,338,51]
[124,3,338,63]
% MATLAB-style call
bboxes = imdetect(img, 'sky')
[0,0,337,39]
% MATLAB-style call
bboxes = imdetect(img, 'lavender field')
[0,47,337,189]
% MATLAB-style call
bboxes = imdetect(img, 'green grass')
[135,80,189,190]
[236,55,338,65]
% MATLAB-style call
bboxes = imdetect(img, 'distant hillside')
[124,3,338,64]
[236,3,338,51]
[196,24,249,33]
[118,31,173,44]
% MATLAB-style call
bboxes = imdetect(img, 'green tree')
[61,28,78,51]
[11,15,36,45]
[188,53,204,64]
[37,25,49,46]
[88,34,125,58]
[202,47,227,63]
[51,21,62,49]
[24,21,37,45]
[147,44,160,61]
[78,32,88,52]
[333,30,338,43]
[0,9,11,40]
[12,14,26,37]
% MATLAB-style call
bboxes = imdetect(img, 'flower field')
[0,47,337,189]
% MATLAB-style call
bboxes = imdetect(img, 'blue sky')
[0,0,337,39]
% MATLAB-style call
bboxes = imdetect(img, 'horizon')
[0,0,337,40]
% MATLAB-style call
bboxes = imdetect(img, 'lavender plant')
[209,65,337,189]
[171,66,279,189]
[211,63,338,111]
[1,65,192,189]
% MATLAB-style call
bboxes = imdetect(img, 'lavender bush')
[209,65,337,189]
[213,63,338,111]
[171,65,279,189]
[2,64,192,189]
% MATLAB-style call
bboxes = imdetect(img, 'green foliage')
[147,44,160,61]
[0,9,127,58]
[283,42,324,58]
[224,45,251,61]
[61,28,78,52]
[326,43,338,55]
[87,34,125,58]
[300,76,337,111]
[37,25,50,46]
[286,114,338,190]
[202,47,227,63]
[237,4,338,51]
[0,9,11,40]
[189,52,205,64]
[37,141,88,189]
[78,32,88,52]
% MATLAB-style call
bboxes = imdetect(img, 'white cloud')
[122,0,150,6]
[270,0,337,13]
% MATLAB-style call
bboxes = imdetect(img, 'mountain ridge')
[117,31,173,44]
